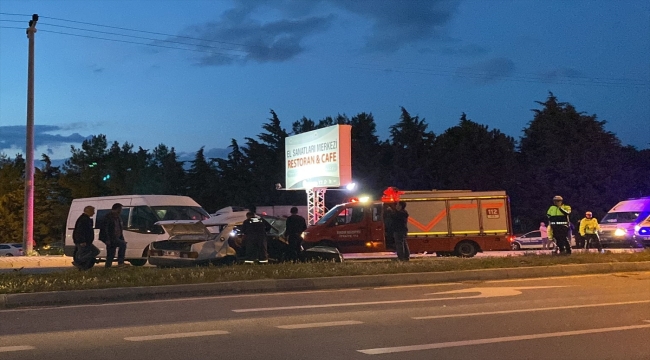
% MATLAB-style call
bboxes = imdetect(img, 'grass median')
[1,250,649,294]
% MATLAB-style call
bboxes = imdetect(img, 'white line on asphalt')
[277,320,364,329]
[358,323,650,355]
[373,283,460,290]
[0,345,35,353]
[124,330,229,342]
[232,295,469,313]
[0,288,362,313]
[412,300,650,319]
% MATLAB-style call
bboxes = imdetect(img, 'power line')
[37,29,244,58]
[1,16,648,89]
[345,64,649,89]
[37,15,269,51]
[0,25,24,30]
[0,12,32,17]
[38,22,249,53]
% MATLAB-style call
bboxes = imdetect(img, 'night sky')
[1,0,648,161]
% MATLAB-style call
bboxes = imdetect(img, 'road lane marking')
[358,323,650,355]
[124,330,229,341]
[277,320,363,329]
[0,288,362,312]
[0,346,35,353]
[413,300,650,319]
[425,286,566,297]
[233,295,473,312]
[374,283,460,290]
[233,286,562,313]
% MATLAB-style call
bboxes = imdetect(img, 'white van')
[599,197,650,248]
[64,195,210,266]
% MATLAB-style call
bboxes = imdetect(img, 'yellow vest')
[579,217,600,235]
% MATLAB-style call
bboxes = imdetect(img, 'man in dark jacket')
[241,211,271,264]
[392,201,410,261]
[99,203,129,268]
[72,206,100,270]
[285,207,307,261]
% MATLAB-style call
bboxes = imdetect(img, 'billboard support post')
[307,187,327,226]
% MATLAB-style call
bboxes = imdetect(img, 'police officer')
[580,211,603,253]
[547,195,572,254]
[241,211,271,264]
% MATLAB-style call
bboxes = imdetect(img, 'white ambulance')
[599,197,650,248]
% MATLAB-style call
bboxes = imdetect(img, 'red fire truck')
[301,187,514,257]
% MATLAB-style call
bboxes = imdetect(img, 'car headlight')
[229,230,237,237]
[301,232,308,239]
[614,228,627,237]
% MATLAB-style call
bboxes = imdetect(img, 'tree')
[0,154,25,244]
[242,110,294,207]
[186,147,219,211]
[349,112,388,195]
[291,116,316,135]
[516,93,633,230]
[215,139,252,208]
[33,154,70,247]
[60,135,111,198]
[151,144,186,195]
[388,107,436,189]
[433,113,517,191]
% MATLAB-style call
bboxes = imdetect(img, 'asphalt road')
[1,272,649,359]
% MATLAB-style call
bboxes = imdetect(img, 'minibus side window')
[129,206,164,234]
[94,208,130,229]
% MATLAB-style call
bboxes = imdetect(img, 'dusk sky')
[1,0,649,162]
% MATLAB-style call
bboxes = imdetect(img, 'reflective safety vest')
[579,217,600,236]
[547,204,571,226]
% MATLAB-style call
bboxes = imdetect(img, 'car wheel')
[455,241,479,258]
[5,254,13,257]
[129,259,147,266]
[511,243,521,251]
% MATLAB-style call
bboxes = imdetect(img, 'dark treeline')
[1,94,649,247]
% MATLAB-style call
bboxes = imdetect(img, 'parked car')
[511,231,576,250]
[511,231,552,250]
[0,243,24,256]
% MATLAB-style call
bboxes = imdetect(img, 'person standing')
[539,222,549,249]
[72,206,100,270]
[392,201,410,261]
[547,195,572,255]
[580,211,603,253]
[384,204,395,249]
[241,211,271,264]
[99,203,129,268]
[285,207,307,262]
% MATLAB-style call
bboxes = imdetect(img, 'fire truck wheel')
[455,241,479,257]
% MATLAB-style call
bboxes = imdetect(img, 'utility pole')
[23,14,38,255]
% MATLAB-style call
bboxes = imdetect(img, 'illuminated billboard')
[285,124,352,190]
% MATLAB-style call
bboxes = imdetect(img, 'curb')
[2,261,650,309]
[0,256,72,269]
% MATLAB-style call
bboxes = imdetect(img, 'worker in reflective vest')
[580,211,603,253]
[547,195,572,254]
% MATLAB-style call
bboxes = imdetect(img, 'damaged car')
[148,215,289,267]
